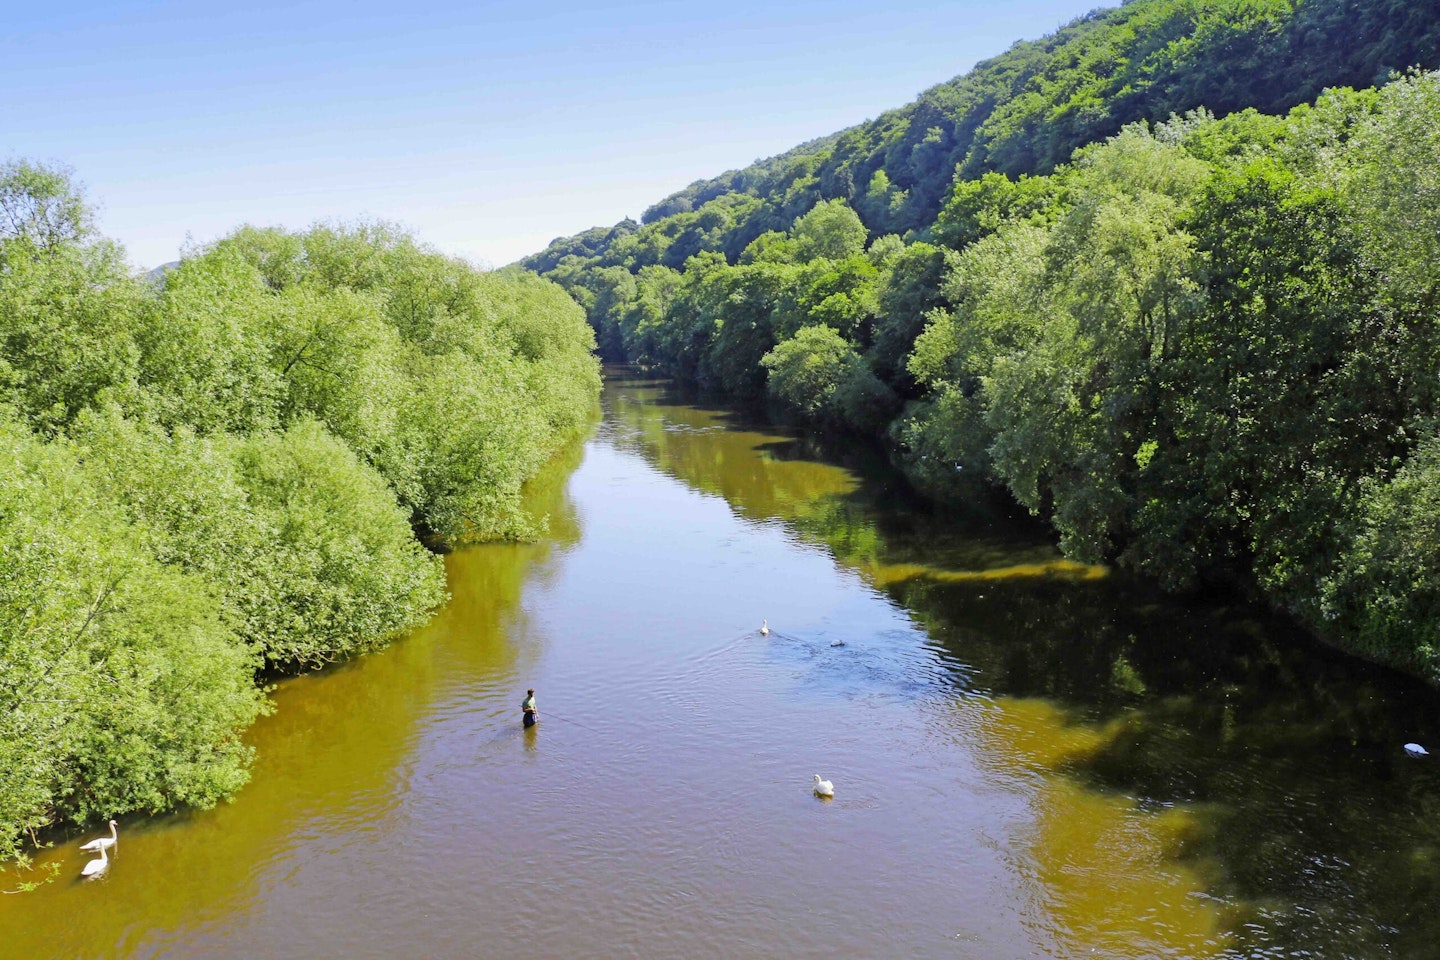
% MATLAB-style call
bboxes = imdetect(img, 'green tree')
[791,199,869,261]
[1320,432,1440,680]
[0,164,142,434]
[762,325,855,418]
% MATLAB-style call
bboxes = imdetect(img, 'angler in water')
[522,688,537,728]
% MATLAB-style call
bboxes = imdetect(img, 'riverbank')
[530,73,1440,689]
[0,163,601,863]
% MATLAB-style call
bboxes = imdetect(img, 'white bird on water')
[1405,743,1429,758]
[760,620,770,636]
[80,841,109,879]
[813,774,834,798]
[79,820,118,853]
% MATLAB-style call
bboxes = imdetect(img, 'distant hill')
[523,0,1440,275]
[142,259,180,284]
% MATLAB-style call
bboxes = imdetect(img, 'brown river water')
[6,369,1440,959]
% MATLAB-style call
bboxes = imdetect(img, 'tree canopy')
[0,165,600,861]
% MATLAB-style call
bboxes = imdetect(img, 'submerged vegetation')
[0,161,600,861]
[524,0,1440,684]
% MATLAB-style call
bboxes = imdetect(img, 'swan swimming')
[1405,743,1429,758]
[813,774,834,798]
[80,841,109,879]
[760,620,770,636]
[79,820,118,853]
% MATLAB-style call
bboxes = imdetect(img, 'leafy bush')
[1320,433,1440,680]
[0,165,600,859]
[69,411,447,669]
[762,325,854,419]
[0,411,263,863]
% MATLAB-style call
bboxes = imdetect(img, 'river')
[5,369,1440,958]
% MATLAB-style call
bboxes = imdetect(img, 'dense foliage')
[523,2,1440,686]
[523,0,1440,276]
[0,162,599,861]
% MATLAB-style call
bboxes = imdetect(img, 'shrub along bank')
[0,162,600,862]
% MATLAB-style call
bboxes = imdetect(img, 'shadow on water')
[604,366,1440,959]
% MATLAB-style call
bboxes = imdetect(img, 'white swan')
[79,820,118,853]
[813,774,834,798]
[1405,743,1429,758]
[80,841,109,879]
[760,620,770,636]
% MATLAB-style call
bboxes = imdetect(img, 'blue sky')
[5,0,1104,268]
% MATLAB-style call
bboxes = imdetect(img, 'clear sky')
[5,0,1104,269]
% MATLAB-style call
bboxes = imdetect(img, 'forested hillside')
[524,0,1440,277]
[0,162,600,862]
[523,0,1440,684]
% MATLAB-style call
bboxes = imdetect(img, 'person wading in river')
[522,688,537,728]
